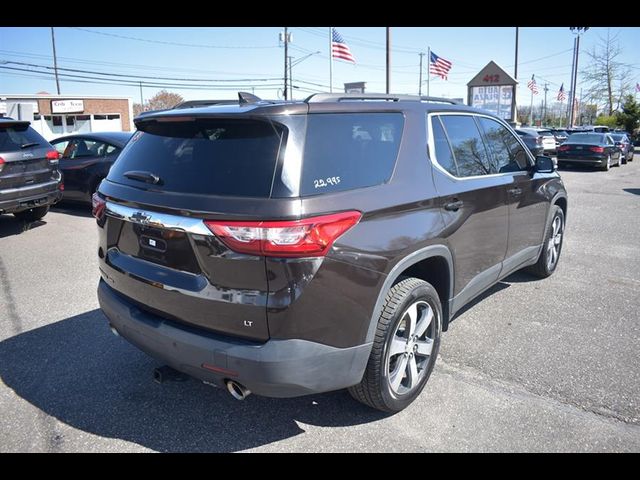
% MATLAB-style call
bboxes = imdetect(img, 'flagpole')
[329,27,333,93]
[426,46,430,97]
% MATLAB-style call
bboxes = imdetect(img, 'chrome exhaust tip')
[109,324,120,337]
[226,380,251,400]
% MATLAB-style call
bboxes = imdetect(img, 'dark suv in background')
[0,118,63,222]
[95,93,567,412]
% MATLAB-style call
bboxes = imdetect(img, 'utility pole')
[513,27,519,124]
[568,27,589,127]
[281,27,290,100]
[50,27,61,95]
[288,55,293,100]
[139,81,144,107]
[418,52,424,96]
[386,27,391,94]
[543,83,549,124]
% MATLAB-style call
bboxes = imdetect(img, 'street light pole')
[568,27,589,127]
[289,51,321,98]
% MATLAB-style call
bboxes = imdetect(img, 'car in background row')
[0,118,63,222]
[514,128,545,157]
[557,132,622,171]
[610,133,634,164]
[515,127,557,155]
[550,129,570,145]
[50,132,132,204]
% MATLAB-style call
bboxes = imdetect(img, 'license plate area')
[116,221,201,274]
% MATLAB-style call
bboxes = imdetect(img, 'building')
[0,94,134,141]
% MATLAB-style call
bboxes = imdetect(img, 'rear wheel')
[13,205,49,222]
[348,277,442,413]
[601,155,611,171]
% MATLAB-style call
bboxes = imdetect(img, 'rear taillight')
[205,211,362,258]
[589,146,605,153]
[558,145,570,152]
[92,192,106,219]
[0,156,4,173]
[46,150,60,164]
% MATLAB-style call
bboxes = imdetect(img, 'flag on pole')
[331,28,356,63]
[557,83,567,101]
[429,51,452,80]
[528,75,539,94]
[636,82,640,92]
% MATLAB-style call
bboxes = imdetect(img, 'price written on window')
[482,74,501,83]
[314,177,341,189]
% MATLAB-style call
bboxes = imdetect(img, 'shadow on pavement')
[0,215,46,239]
[0,310,387,452]
[51,202,93,218]
[623,188,640,196]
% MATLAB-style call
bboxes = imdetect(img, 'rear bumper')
[98,279,372,398]
[0,179,63,213]
[557,156,606,166]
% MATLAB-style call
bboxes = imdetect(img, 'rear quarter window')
[300,113,404,196]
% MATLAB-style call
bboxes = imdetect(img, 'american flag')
[528,74,539,95]
[557,83,566,101]
[429,51,452,80]
[331,28,356,63]
[636,82,640,92]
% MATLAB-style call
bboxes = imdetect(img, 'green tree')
[593,114,618,128]
[615,95,640,133]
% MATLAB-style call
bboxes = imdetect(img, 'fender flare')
[365,244,454,343]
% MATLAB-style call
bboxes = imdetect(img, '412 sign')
[482,74,501,83]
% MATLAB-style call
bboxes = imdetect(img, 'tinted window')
[0,123,49,152]
[300,113,403,196]
[440,115,494,177]
[478,117,530,172]
[567,133,604,144]
[431,116,458,176]
[108,118,284,197]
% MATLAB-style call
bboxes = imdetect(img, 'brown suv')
[95,93,567,412]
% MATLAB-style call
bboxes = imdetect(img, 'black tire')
[348,277,442,413]
[13,205,49,222]
[601,155,611,171]
[526,205,564,278]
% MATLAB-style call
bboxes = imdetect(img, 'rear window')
[0,123,49,152]
[300,113,403,196]
[568,133,604,144]
[107,118,285,197]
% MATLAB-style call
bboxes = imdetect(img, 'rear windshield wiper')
[123,170,163,185]
[20,142,40,149]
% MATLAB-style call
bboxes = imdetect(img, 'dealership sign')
[467,61,517,122]
[51,99,84,113]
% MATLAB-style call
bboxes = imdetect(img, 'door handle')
[444,200,463,211]
[507,187,522,196]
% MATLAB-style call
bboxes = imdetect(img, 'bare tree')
[581,29,633,115]
[133,90,184,117]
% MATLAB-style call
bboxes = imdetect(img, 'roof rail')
[173,99,237,109]
[304,93,462,105]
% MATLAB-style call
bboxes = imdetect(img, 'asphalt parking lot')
[1,155,639,452]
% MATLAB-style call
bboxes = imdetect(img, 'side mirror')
[535,156,555,173]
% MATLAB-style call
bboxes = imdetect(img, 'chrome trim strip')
[0,180,59,196]
[105,201,213,235]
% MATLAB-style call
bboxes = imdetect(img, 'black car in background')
[610,133,634,163]
[51,132,132,203]
[557,132,622,171]
[0,118,63,222]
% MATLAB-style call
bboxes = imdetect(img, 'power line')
[69,27,280,49]
[1,60,281,83]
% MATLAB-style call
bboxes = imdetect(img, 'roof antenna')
[238,92,262,105]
